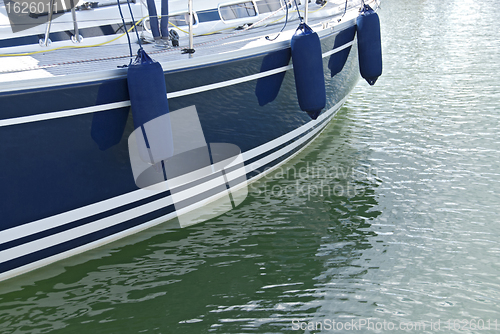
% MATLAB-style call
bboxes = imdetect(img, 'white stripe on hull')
[0,97,346,246]
[0,41,353,128]
[0,98,345,282]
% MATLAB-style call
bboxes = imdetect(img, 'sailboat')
[0,0,381,281]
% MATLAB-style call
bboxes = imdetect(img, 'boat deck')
[0,0,367,91]
[0,23,290,76]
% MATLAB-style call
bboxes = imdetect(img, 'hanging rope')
[116,0,143,64]
[116,0,133,58]
[265,0,289,41]
[341,0,348,18]
[126,0,142,48]
[292,0,304,22]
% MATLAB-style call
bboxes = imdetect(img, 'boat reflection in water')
[0,114,382,332]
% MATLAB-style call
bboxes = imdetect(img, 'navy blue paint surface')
[0,24,361,274]
[0,189,170,251]
[91,79,131,151]
[328,25,356,77]
[0,80,117,120]
[255,48,291,106]
[0,204,176,275]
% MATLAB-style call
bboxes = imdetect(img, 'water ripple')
[1,0,500,333]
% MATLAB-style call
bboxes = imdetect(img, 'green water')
[1,0,500,332]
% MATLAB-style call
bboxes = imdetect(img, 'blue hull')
[0,27,360,281]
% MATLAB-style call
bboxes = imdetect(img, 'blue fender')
[357,5,382,85]
[127,48,174,163]
[291,23,326,120]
